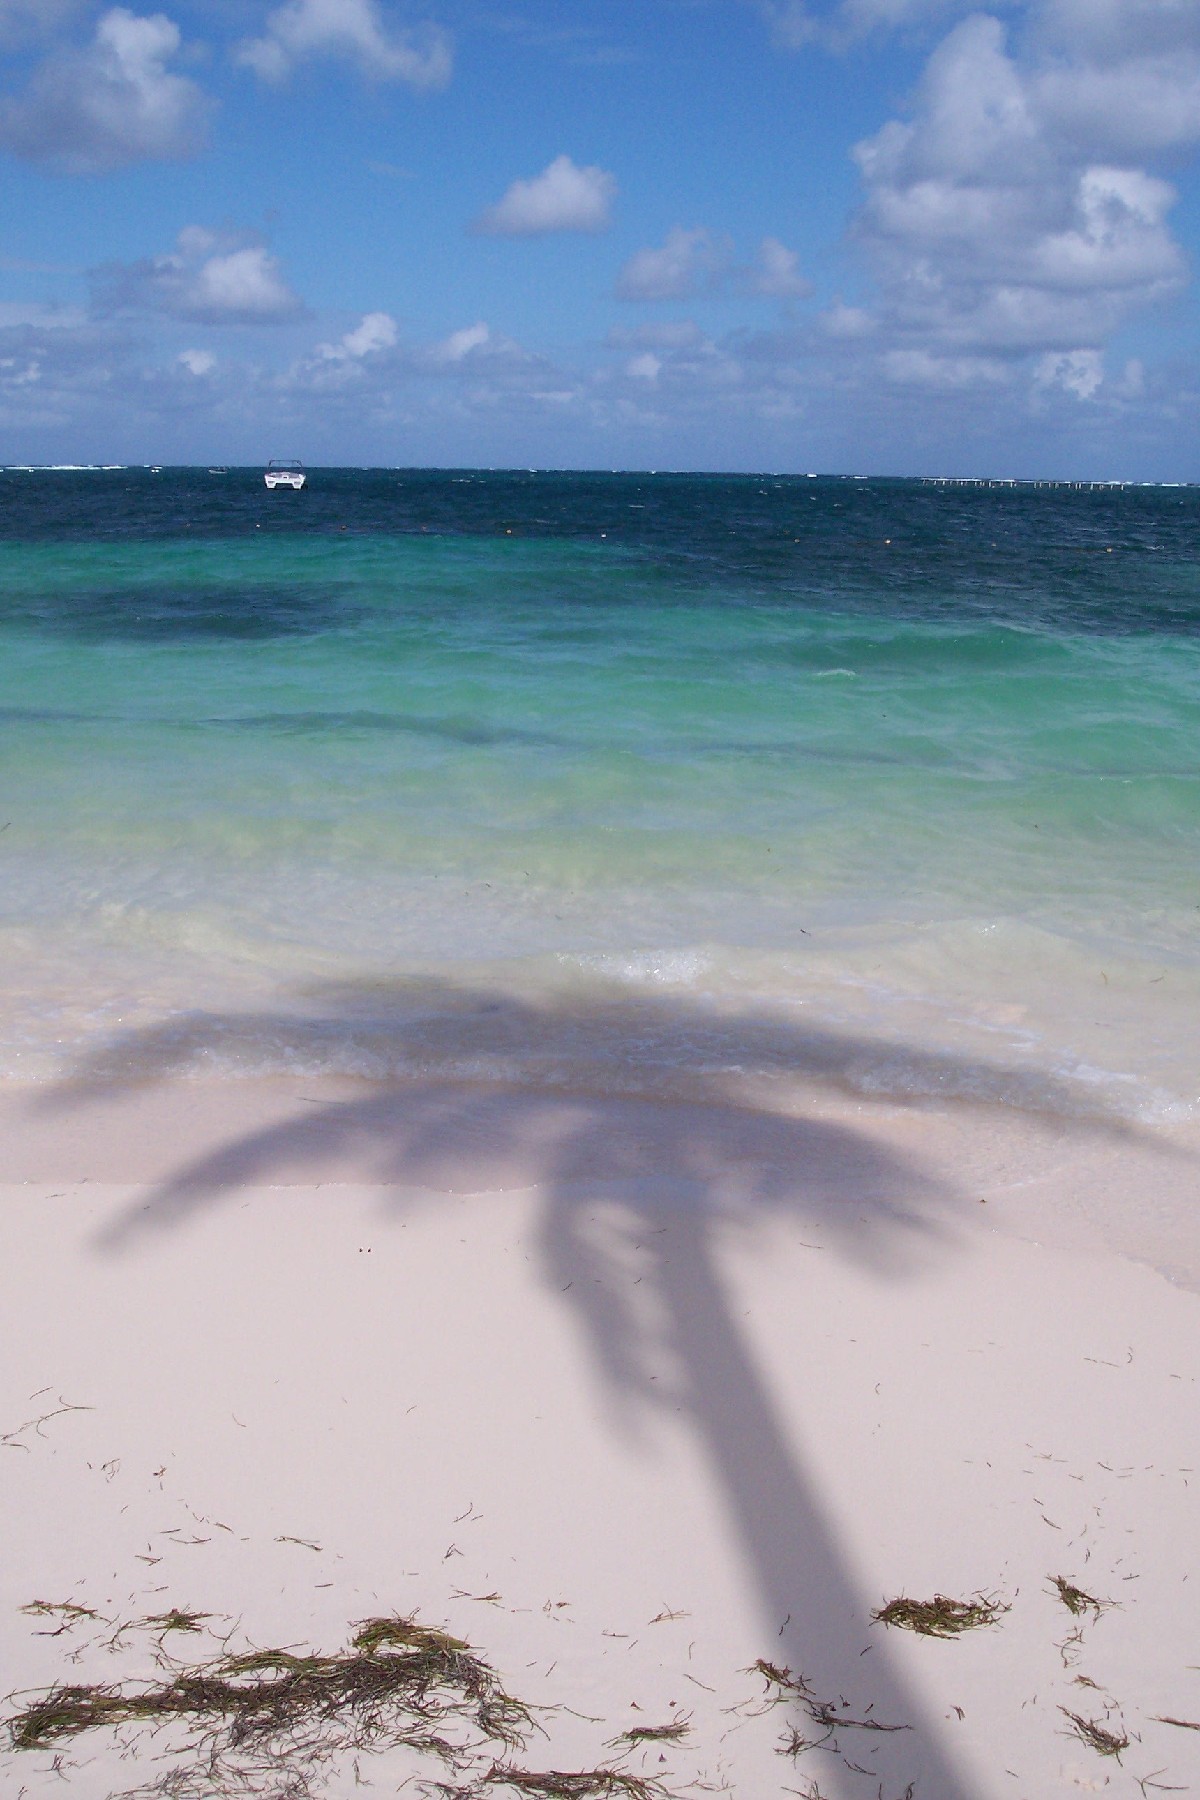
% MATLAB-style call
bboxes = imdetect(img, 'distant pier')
[918,476,1193,490]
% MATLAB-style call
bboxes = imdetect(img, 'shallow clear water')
[2,467,1197,1116]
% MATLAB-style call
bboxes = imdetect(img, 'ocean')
[2,466,1197,1125]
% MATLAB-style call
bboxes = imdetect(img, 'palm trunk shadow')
[664,1218,966,1797]
[541,1175,973,1799]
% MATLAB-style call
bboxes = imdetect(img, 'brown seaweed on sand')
[471,1769,673,1797]
[607,1716,690,1747]
[873,1594,1009,1639]
[1060,1708,1131,1759]
[5,1613,704,1800]
[19,1601,102,1636]
[749,1656,909,1743]
[1050,1576,1108,1618]
[6,1614,535,1796]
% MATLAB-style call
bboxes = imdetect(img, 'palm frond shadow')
[38,976,1156,1798]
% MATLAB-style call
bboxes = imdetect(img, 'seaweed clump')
[1060,1708,1130,1759]
[873,1594,1008,1639]
[7,1614,534,1795]
[609,1717,690,1748]
[6,1613,700,1800]
[1050,1577,1107,1618]
[142,1610,211,1636]
[469,1769,672,1797]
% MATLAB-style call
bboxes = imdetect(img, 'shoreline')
[4,1058,1198,1286]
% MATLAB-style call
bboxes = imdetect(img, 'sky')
[1,0,1199,475]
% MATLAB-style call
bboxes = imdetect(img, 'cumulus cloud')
[1031,0,1200,159]
[1033,347,1104,399]
[280,315,538,401]
[0,7,210,174]
[275,313,555,421]
[616,228,810,305]
[94,227,304,324]
[236,0,452,88]
[616,227,734,301]
[1034,0,1200,65]
[178,347,216,376]
[849,7,1193,395]
[316,310,398,359]
[819,300,877,337]
[287,310,399,389]
[474,155,616,236]
[740,236,812,298]
[1115,355,1145,399]
[429,321,492,362]
[883,347,1008,388]
[600,319,746,407]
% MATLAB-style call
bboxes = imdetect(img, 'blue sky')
[1,0,1198,475]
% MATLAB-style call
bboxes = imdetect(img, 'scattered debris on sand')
[872,1594,1009,1639]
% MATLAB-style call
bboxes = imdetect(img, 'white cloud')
[474,155,617,236]
[316,310,398,359]
[741,236,812,298]
[1034,0,1200,65]
[431,321,491,361]
[236,0,452,88]
[849,9,1192,383]
[0,7,210,173]
[819,300,877,337]
[626,352,662,382]
[758,0,1200,406]
[94,228,304,324]
[178,348,216,376]
[418,319,542,381]
[1032,166,1181,291]
[341,311,398,357]
[1034,346,1104,398]
[616,228,811,306]
[280,315,536,401]
[616,227,734,301]
[188,248,298,319]
[1115,355,1145,398]
[883,347,1009,387]
[1032,5,1200,162]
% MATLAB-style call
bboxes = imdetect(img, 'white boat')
[264,459,306,490]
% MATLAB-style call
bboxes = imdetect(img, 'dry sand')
[3,1068,1199,1799]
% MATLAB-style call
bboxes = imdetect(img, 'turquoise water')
[2,468,1198,1111]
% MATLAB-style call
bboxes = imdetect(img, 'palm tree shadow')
[38,976,1160,1797]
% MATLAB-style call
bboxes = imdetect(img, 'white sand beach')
[3,1048,1199,1800]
